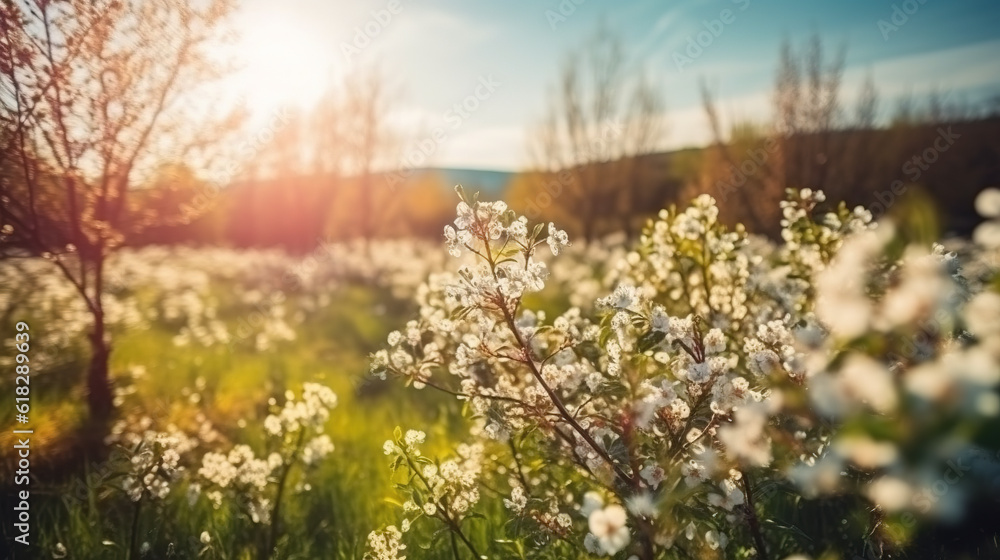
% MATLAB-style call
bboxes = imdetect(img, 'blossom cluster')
[368,428,486,560]
[100,380,339,557]
[369,186,1000,559]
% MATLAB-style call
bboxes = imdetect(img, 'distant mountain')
[396,167,514,195]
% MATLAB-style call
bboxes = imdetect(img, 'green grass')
[13,282,484,559]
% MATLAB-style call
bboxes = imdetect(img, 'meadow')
[3,0,1000,558]
[2,188,1000,560]
[0,243,469,558]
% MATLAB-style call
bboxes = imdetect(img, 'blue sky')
[236,0,1000,171]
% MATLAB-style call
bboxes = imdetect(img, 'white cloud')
[436,125,526,170]
[844,39,1000,99]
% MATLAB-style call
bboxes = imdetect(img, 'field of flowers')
[3,187,1000,559]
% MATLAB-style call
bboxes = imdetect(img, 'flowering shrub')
[11,186,1000,559]
[368,429,485,560]
[80,382,340,558]
[369,186,1000,559]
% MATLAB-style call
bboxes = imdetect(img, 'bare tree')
[854,72,879,129]
[700,78,791,232]
[842,72,880,190]
[0,0,238,423]
[700,34,864,234]
[530,24,665,243]
[249,106,309,181]
[309,67,400,247]
[618,69,666,238]
[773,34,846,192]
[342,69,396,247]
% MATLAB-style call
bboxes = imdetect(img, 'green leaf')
[599,326,612,348]
[531,222,545,241]
[383,497,405,508]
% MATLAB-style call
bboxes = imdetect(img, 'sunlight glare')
[231,14,332,117]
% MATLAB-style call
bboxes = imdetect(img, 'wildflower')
[650,306,670,333]
[200,531,211,544]
[703,328,726,354]
[639,463,665,489]
[546,222,570,255]
[365,525,406,560]
[507,216,528,239]
[975,187,1000,218]
[587,504,630,555]
[302,435,334,465]
[681,459,708,486]
[444,225,463,257]
[403,430,425,448]
[718,402,773,466]
[599,284,638,310]
[626,493,657,518]
[387,330,403,346]
[837,354,898,414]
[264,415,282,436]
[707,479,745,511]
[833,436,898,469]
[705,530,728,550]
[504,486,527,513]
[865,476,912,512]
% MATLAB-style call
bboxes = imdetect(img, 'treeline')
[128,169,457,252]
[505,33,1000,242]
[116,32,1000,251]
[509,113,1000,241]
[132,106,1000,252]
[12,28,998,257]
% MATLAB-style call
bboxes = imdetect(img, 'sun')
[228,12,333,117]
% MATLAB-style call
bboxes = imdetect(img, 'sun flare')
[229,13,332,117]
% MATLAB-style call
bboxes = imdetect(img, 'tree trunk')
[87,318,114,423]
